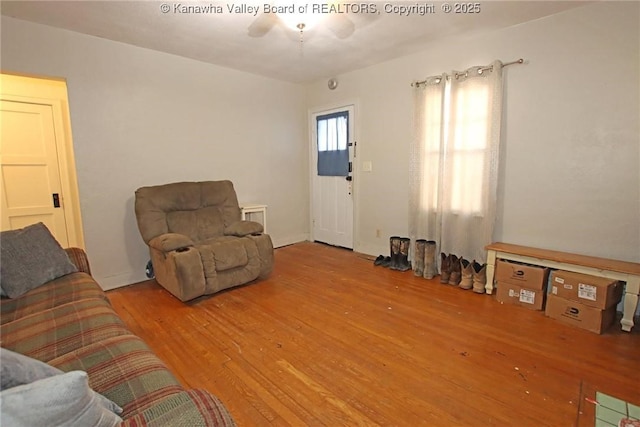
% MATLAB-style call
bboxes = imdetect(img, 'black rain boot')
[396,237,411,272]
[389,236,401,270]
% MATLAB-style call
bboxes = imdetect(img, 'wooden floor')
[107,242,640,426]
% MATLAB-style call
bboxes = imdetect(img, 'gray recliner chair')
[134,180,273,302]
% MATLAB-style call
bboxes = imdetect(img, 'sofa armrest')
[119,389,236,427]
[148,233,195,252]
[65,247,92,275]
[224,221,264,237]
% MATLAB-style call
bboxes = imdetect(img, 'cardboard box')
[545,294,617,334]
[549,270,623,309]
[495,259,550,290]
[496,281,546,310]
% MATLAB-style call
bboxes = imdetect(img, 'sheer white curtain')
[409,61,503,263]
[409,75,446,252]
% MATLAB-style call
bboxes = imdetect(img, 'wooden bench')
[485,242,640,332]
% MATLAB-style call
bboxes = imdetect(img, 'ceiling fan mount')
[247,2,357,40]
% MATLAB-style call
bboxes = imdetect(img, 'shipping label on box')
[519,289,537,305]
[544,294,616,334]
[549,270,623,309]
[496,281,545,310]
[578,283,597,302]
[495,259,550,290]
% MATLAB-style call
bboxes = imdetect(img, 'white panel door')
[0,99,69,246]
[311,106,354,249]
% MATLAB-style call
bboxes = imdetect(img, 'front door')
[311,106,354,249]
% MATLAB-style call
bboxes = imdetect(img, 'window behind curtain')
[317,111,349,176]
[420,81,445,212]
[420,81,489,214]
[447,84,489,214]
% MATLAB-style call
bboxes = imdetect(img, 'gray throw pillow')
[0,222,78,298]
[0,370,123,427]
[0,347,63,390]
[0,348,123,415]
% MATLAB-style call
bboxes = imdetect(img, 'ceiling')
[1,1,589,83]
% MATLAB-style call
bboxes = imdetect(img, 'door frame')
[1,72,85,248]
[308,101,359,249]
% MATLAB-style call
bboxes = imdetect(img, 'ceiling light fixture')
[276,2,323,33]
[295,23,306,47]
[276,4,322,54]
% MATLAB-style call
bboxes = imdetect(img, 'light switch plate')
[362,161,372,172]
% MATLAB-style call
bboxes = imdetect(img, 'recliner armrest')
[148,233,195,252]
[224,221,264,237]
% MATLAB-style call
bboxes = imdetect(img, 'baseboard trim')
[353,243,386,259]
[99,271,144,291]
[273,233,309,248]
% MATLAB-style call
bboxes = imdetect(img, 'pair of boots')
[460,259,487,293]
[440,253,461,286]
[413,239,438,279]
[374,236,411,271]
[440,253,487,293]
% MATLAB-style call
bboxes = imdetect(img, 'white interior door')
[0,99,70,246]
[311,106,354,249]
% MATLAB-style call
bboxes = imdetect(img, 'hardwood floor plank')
[107,242,640,426]
[267,277,558,425]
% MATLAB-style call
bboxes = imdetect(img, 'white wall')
[305,2,640,263]
[1,2,638,293]
[1,16,310,289]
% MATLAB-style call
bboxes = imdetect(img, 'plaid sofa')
[0,248,236,426]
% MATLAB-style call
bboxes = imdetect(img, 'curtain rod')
[412,58,525,88]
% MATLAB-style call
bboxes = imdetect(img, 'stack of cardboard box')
[545,270,623,334]
[495,259,550,311]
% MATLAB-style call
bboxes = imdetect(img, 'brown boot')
[413,239,426,277]
[459,258,473,290]
[423,240,438,280]
[472,261,487,294]
[448,254,461,286]
[440,253,451,284]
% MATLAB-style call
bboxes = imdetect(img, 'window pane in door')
[317,111,349,176]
